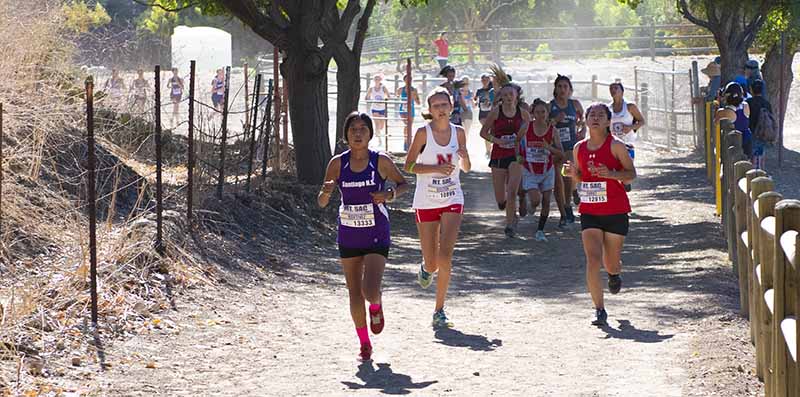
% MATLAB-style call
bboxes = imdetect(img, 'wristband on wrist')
[408,162,416,173]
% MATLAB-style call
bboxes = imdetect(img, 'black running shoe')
[518,193,528,218]
[504,226,515,238]
[591,308,608,326]
[565,206,576,224]
[558,217,567,228]
[608,273,622,294]
[498,201,506,211]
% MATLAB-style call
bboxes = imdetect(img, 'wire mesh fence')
[634,66,698,150]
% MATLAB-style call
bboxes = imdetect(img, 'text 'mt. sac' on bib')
[427,176,458,200]
[579,181,608,203]
[339,204,376,228]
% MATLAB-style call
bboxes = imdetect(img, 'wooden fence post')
[649,22,656,61]
[750,175,776,380]
[492,27,501,65]
[756,189,783,394]
[771,199,800,395]
[734,160,754,317]
[747,169,769,343]
[724,126,744,261]
[216,66,231,200]
[591,75,598,102]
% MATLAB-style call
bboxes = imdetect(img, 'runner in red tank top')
[517,99,563,241]
[563,103,636,327]
[479,82,530,237]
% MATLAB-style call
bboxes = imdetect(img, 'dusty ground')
[42,141,761,396]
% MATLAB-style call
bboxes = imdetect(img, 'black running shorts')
[580,213,629,236]
[488,155,516,170]
[338,245,390,259]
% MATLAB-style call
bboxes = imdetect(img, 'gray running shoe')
[418,263,434,289]
[432,308,454,328]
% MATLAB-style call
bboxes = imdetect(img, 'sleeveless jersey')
[520,125,555,174]
[576,134,631,215]
[412,124,464,209]
[212,77,225,95]
[337,150,390,248]
[734,103,752,141]
[609,100,636,146]
[550,99,578,148]
[133,79,147,97]
[399,87,415,115]
[170,77,182,96]
[370,86,386,111]
[491,106,523,160]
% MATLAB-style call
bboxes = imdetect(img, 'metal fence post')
[187,61,195,225]
[492,27,501,65]
[634,67,639,105]
[661,73,669,149]
[591,75,598,102]
[0,103,3,238]
[217,66,231,200]
[261,79,274,179]
[85,77,98,325]
[640,82,649,140]
[649,22,656,61]
[154,66,164,256]
[246,74,262,192]
[691,61,700,148]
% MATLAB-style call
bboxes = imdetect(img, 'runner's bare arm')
[628,103,646,131]
[374,154,410,203]
[456,126,471,173]
[565,142,583,182]
[479,108,499,143]
[515,110,531,145]
[317,156,341,208]
[603,141,636,183]
[574,99,587,137]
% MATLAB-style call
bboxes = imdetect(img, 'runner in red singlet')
[563,103,636,327]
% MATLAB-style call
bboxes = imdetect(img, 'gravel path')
[86,144,760,396]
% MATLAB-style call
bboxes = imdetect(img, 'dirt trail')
[89,145,761,396]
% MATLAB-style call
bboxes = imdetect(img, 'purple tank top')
[734,105,752,140]
[337,150,390,248]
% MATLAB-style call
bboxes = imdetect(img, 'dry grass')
[0,1,209,393]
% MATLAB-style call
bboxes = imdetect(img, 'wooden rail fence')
[710,103,799,395]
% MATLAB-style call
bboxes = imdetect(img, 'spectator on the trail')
[365,74,391,143]
[432,32,449,70]
[746,79,773,169]
[744,59,764,96]
[700,57,721,102]
[716,82,752,157]
[439,65,466,126]
[733,75,752,99]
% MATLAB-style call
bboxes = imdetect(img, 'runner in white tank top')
[607,82,645,191]
[412,123,464,209]
[405,87,470,329]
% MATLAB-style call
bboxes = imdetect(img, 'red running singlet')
[491,106,523,160]
[519,125,555,174]
[576,134,631,215]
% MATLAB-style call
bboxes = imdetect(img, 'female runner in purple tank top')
[318,111,410,361]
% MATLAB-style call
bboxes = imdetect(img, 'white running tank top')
[412,123,464,209]
[609,100,636,145]
[370,86,386,111]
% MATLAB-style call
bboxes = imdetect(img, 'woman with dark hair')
[439,65,467,126]
[405,87,471,329]
[318,111,410,361]
[549,75,585,227]
[518,98,563,241]
[479,82,530,238]
[563,103,635,327]
[608,82,645,192]
[715,82,752,157]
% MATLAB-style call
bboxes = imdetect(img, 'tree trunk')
[714,28,751,84]
[334,47,361,154]
[762,41,797,127]
[282,45,332,184]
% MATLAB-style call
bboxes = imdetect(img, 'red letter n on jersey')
[436,154,453,165]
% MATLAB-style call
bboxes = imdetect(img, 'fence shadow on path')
[433,327,503,351]
[598,319,674,343]
[341,362,438,395]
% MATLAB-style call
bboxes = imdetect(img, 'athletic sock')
[356,326,370,346]
[538,215,548,230]
[369,303,381,312]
